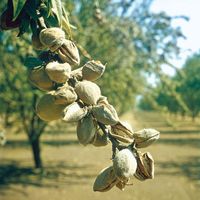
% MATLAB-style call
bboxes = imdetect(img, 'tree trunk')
[30,136,42,168]
[191,110,198,122]
[192,114,195,122]
[181,111,185,120]
[4,105,11,127]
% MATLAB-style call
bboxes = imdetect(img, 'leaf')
[45,14,60,27]
[76,44,92,60]
[50,0,62,26]
[30,19,37,35]
[39,1,51,18]
[17,14,30,36]
[61,7,72,39]
[46,0,52,17]
[61,16,72,39]
[25,1,38,21]
[12,0,27,20]
[24,57,43,68]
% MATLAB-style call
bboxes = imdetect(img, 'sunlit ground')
[0,111,200,200]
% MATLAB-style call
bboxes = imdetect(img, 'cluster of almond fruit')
[28,27,160,192]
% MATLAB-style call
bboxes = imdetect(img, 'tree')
[176,52,200,120]
[138,51,200,121]
[0,31,46,168]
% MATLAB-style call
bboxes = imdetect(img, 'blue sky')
[150,0,200,75]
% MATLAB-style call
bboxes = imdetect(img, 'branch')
[97,122,119,159]
[37,17,47,29]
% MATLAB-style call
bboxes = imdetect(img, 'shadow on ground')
[0,160,96,193]
[5,139,79,149]
[158,138,200,148]
[157,156,200,185]
[161,130,200,134]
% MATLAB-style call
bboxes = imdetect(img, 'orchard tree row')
[139,51,200,121]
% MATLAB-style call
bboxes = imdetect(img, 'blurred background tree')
[138,52,200,121]
[176,52,200,120]
[0,31,46,168]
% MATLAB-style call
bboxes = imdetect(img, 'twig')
[97,122,120,159]
[37,17,47,29]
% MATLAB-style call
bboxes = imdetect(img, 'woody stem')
[97,122,119,159]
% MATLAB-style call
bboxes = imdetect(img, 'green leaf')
[24,57,43,68]
[17,15,30,36]
[25,1,38,21]
[39,1,50,19]
[46,0,52,17]
[50,0,62,26]
[30,19,38,35]
[12,0,27,20]
[45,14,59,27]
[61,7,72,39]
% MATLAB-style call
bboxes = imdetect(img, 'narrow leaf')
[17,14,30,36]
[45,14,60,27]
[25,1,38,21]
[61,7,72,39]
[30,19,38,35]
[77,44,92,60]
[24,57,43,68]
[12,0,27,20]
[46,0,52,17]
[50,0,62,26]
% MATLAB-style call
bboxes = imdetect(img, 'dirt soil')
[0,111,200,200]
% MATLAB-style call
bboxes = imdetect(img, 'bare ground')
[0,111,200,200]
